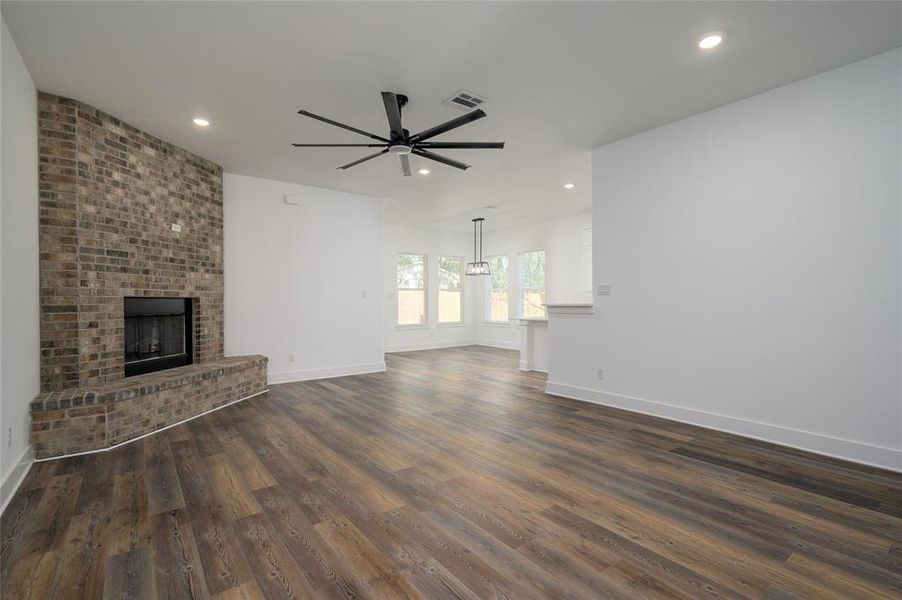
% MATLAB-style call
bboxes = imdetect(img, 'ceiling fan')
[292,92,504,176]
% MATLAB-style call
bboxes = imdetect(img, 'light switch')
[597,284,611,296]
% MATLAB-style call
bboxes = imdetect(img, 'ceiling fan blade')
[337,148,389,170]
[292,143,387,147]
[298,109,389,143]
[414,142,504,149]
[399,153,411,177]
[409,109,486,143]
[381,92,405,141]
[411,148,469,171]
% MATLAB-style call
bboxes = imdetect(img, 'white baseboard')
[545,381,902,473]
[473,338,519,351]
[1,444,34,516]
[386,340,477,353]
[386,339,520,353]
[268,362,386,384]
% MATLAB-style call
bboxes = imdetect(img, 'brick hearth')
[30,356,268,459]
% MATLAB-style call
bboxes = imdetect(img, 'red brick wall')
[38,93,224,391]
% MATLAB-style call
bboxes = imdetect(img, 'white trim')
[545,303,595,315]
[1,445,34,516]
[395,324,429,331]
[482,321,513,328]
[437,321,468,328]
[32,389,270,464]
[268,362,385,384]
[386,340,475,353]
[545,381,902,473]
[473,338,520,351]
[387,339,520,353]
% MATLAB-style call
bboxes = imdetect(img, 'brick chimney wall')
[38,93,224,391]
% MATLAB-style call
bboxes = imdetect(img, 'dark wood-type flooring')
[3,346,902,599]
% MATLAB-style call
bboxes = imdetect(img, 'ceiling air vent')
[445,90,487,112]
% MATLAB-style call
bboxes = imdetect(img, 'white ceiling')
[3,2,900,231]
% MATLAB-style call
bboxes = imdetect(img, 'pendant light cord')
[478,219,483,262]
[473,219,478,262]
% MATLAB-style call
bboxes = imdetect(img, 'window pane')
[398,254,425,289]
[439,256,463,322]
[519,250,546,318]
[398,254,426,325]
[439,291,461,322]
[522,291,546,318]
[438,257,461,291]
[398,290,426,325]
[485,255,509,321]
[490,291,509,321]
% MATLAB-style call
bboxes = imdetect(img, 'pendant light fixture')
[466,218,490,276]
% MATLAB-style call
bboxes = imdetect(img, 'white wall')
[224,173,384,383]
[0,17,40,509]
[383,225,479,352]
[548,50,902,471]
[476,212,592,348]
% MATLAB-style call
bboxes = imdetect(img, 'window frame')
[483,254,511,324]
[517,249,547,319]
[396,253,428,327]
[437,255,465,325]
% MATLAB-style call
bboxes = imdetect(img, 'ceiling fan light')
[388,144,412,155]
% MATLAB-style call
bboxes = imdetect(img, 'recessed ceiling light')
[192,117,210,127]
[698,32,724,50]
[563,183,575,189]
[418,168,430,175]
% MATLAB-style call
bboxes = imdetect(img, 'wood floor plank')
[104,546,155,600]
[150,508,210,599]
[233,512,317,599]
[3,346,901,599]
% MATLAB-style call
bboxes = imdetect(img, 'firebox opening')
[124,297,194,377]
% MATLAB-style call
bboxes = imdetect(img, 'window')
[485,255,510,322]
[397,254,426,325]
[438,256,463,323]
[519,250,546,318]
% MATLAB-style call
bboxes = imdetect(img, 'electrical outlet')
[596,368,604,380]
[361,290,367,299]
[171,223,182,232]
[7,427,12,447]
[288,353,295,363]
[597,284,611,296]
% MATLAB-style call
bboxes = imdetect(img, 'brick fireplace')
[31,93,267,458]
[38,92,225,390]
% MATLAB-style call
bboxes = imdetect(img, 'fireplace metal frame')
[124,297,194,377]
